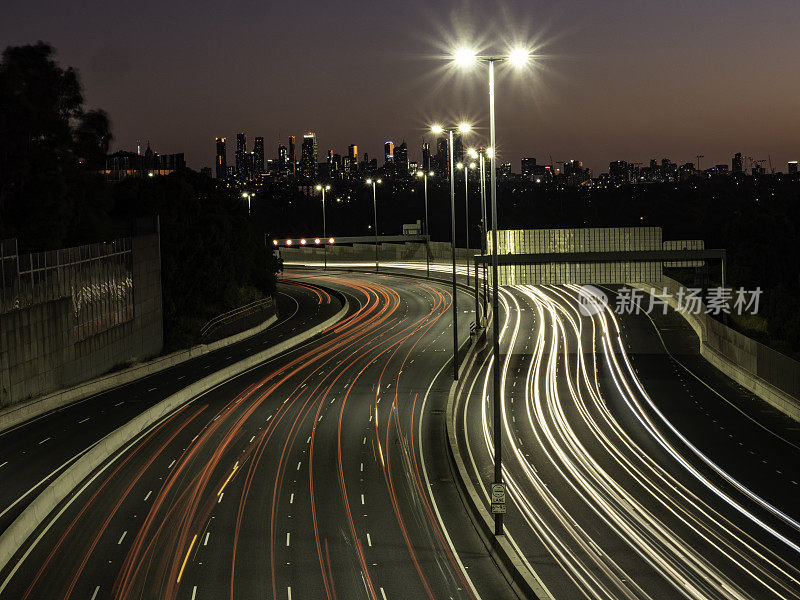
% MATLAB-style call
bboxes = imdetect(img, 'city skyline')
[4,1,798,176]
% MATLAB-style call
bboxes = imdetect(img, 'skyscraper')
[288,135,296,176]
[253,137,265,175]
[789,161,798,174]
[394,140,408,176]
[435,137,449,176]
[300,132,317,180]
[453,133,464,165]
[384,140,395,166]
[235,133,247,179]
[421,141,431,173]
[278,144,288,173]
[732,152,743,173]
[348,144,358,173]
[521,157,537,180]
[215,137,227,180]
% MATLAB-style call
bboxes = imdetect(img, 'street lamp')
[366,178,382,272]
[416,170,434,279]
[458,161,477,288]
[431,122,471,380]
[454,45,531,537]
[241,192,251,214]
[315,184,331,269]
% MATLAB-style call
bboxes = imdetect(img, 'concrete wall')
[0,233,163,408]
[280,241,476,265]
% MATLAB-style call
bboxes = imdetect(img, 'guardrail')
[199,297,276,343]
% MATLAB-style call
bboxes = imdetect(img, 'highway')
[0,279,342,534]
[456,283,800,599]
[0,272,516,600]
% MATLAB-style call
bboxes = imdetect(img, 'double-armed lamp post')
[457,160,476,288]
[452,45,532,537]
[415,170,434,279]
[431,122,471,381]
[315,184,331,269]
[365,178,382,272]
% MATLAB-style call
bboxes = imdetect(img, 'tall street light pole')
[416,170,433,278]
[432,123,471,380]
[316,184,330,269]
[242,192,251,214]
[454,45,531,537]
[366,178,381,272]
[461,161,476,288]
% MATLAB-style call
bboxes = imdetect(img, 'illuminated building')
[215,137,227,179]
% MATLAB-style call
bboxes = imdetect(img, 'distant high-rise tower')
[435,137,449,176]
[215,137,227,179]
[521,157,537,180]
[394,140,408,175]
[789,161,798,174]
[278,144,288,173]
[384,141,395,166]
[421,141,431,173]
[253,137,265,175]
[235,133,247,179]
[300,132,317,179]
[288,135,296,176]
[453,133,464,165]
[732,152,743,173]
[348,144,358,172]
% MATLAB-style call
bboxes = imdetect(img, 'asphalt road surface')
[0,271,516,600]
[457,283,800,599]
[0,278,342,534]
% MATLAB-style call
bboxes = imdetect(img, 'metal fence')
[1,238,134,342]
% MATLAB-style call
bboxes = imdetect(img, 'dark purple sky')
[4,0,799,175]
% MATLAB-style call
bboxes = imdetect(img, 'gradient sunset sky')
[3,0,798,175]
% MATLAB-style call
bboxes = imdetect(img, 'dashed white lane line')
[114,401,124,407]
[90,586,100,600]
[204,532,210,546]
[380,586,388,599]
[290,493,294,504]
[363,437,367,445]
[117,531,127,545]
[286,532,291,547]
[367,533,372,547]
[360,462,364,472]
[296,461,302,471]
[288,586,292,600]
[191,585,197,600]
[361,494,365,505]
[249,435,256,443]
[0,462,6,469]
[144,490,152,501]
[148,387,157,392]
[177,375,186,380]
[218,492,224,503]
[38,438,50,445]
[168,460,176,469]
[78,417,90,424]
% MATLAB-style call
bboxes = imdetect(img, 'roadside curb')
[444,324,555,600]
[0,296,349,578]
[0,310,279,435]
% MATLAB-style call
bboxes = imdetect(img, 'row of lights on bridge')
[272,238,335,246]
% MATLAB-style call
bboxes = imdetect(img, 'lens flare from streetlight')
[467,147,478,158]
[430,124,444,135]
[314,238,321,244]
[272,239,278,246]
[508,47,530,66]
[315,184,322,190]
[376,179,382,184]
[416,171,423,177]
[300,239,307,245]
[328,237,335,244]
[286,239,292,245]
[366,178,372,184]
[453,47,477,67]
[456,162,464,169]
[469,162,476,169]
[486,147,494,158]
[458,122,471,133]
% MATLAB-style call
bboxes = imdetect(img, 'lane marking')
[0,462,6,469]
[144,490,152,502]
[249,435,256,443]
[148,387,157,392]
[380,587,388,600]
[218,493,224,503]
[204,532,210,546]
[78,417,90,424]
[38,438,50,445]
[90,586,100,600]
[361,494,365,505]
[289,493,294,504]
[117,531,127,545]
[288,587,292,600]
[176,534,198,583]
[286,532,291,547]
[367,533,372,547]
[168,460,176,469]
[114,401,124,407]
[191,586,197,600]
[296,461,302,471]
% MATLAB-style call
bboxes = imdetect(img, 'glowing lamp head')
[286,239,292,245]
[454,47,477,67]
[300,239,307,245]
[456,162,464,170]
[467,148,478,158]
[458,122,471,134]
[469,162,476,169]
[376,179,382,184]
[429,171,434,176]
[416,171,423,177]
[486,147,494,158]
[430,124,444,135]
[272,239,278,246]
[366,178,372,184]
[315,184,322,190]
[508,47,530,67]
[328,237,335,244]
[314,238,321,244]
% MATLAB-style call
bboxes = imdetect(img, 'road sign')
[490,483,506,514]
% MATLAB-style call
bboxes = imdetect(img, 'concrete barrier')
[630,278,800,423]
[0,298,348,577]
[444,329,555,600]
[0,310,278,435]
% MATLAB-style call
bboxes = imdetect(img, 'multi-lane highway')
[0,272,516,600]
[0,279,342,534]
[456,283,800,599]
